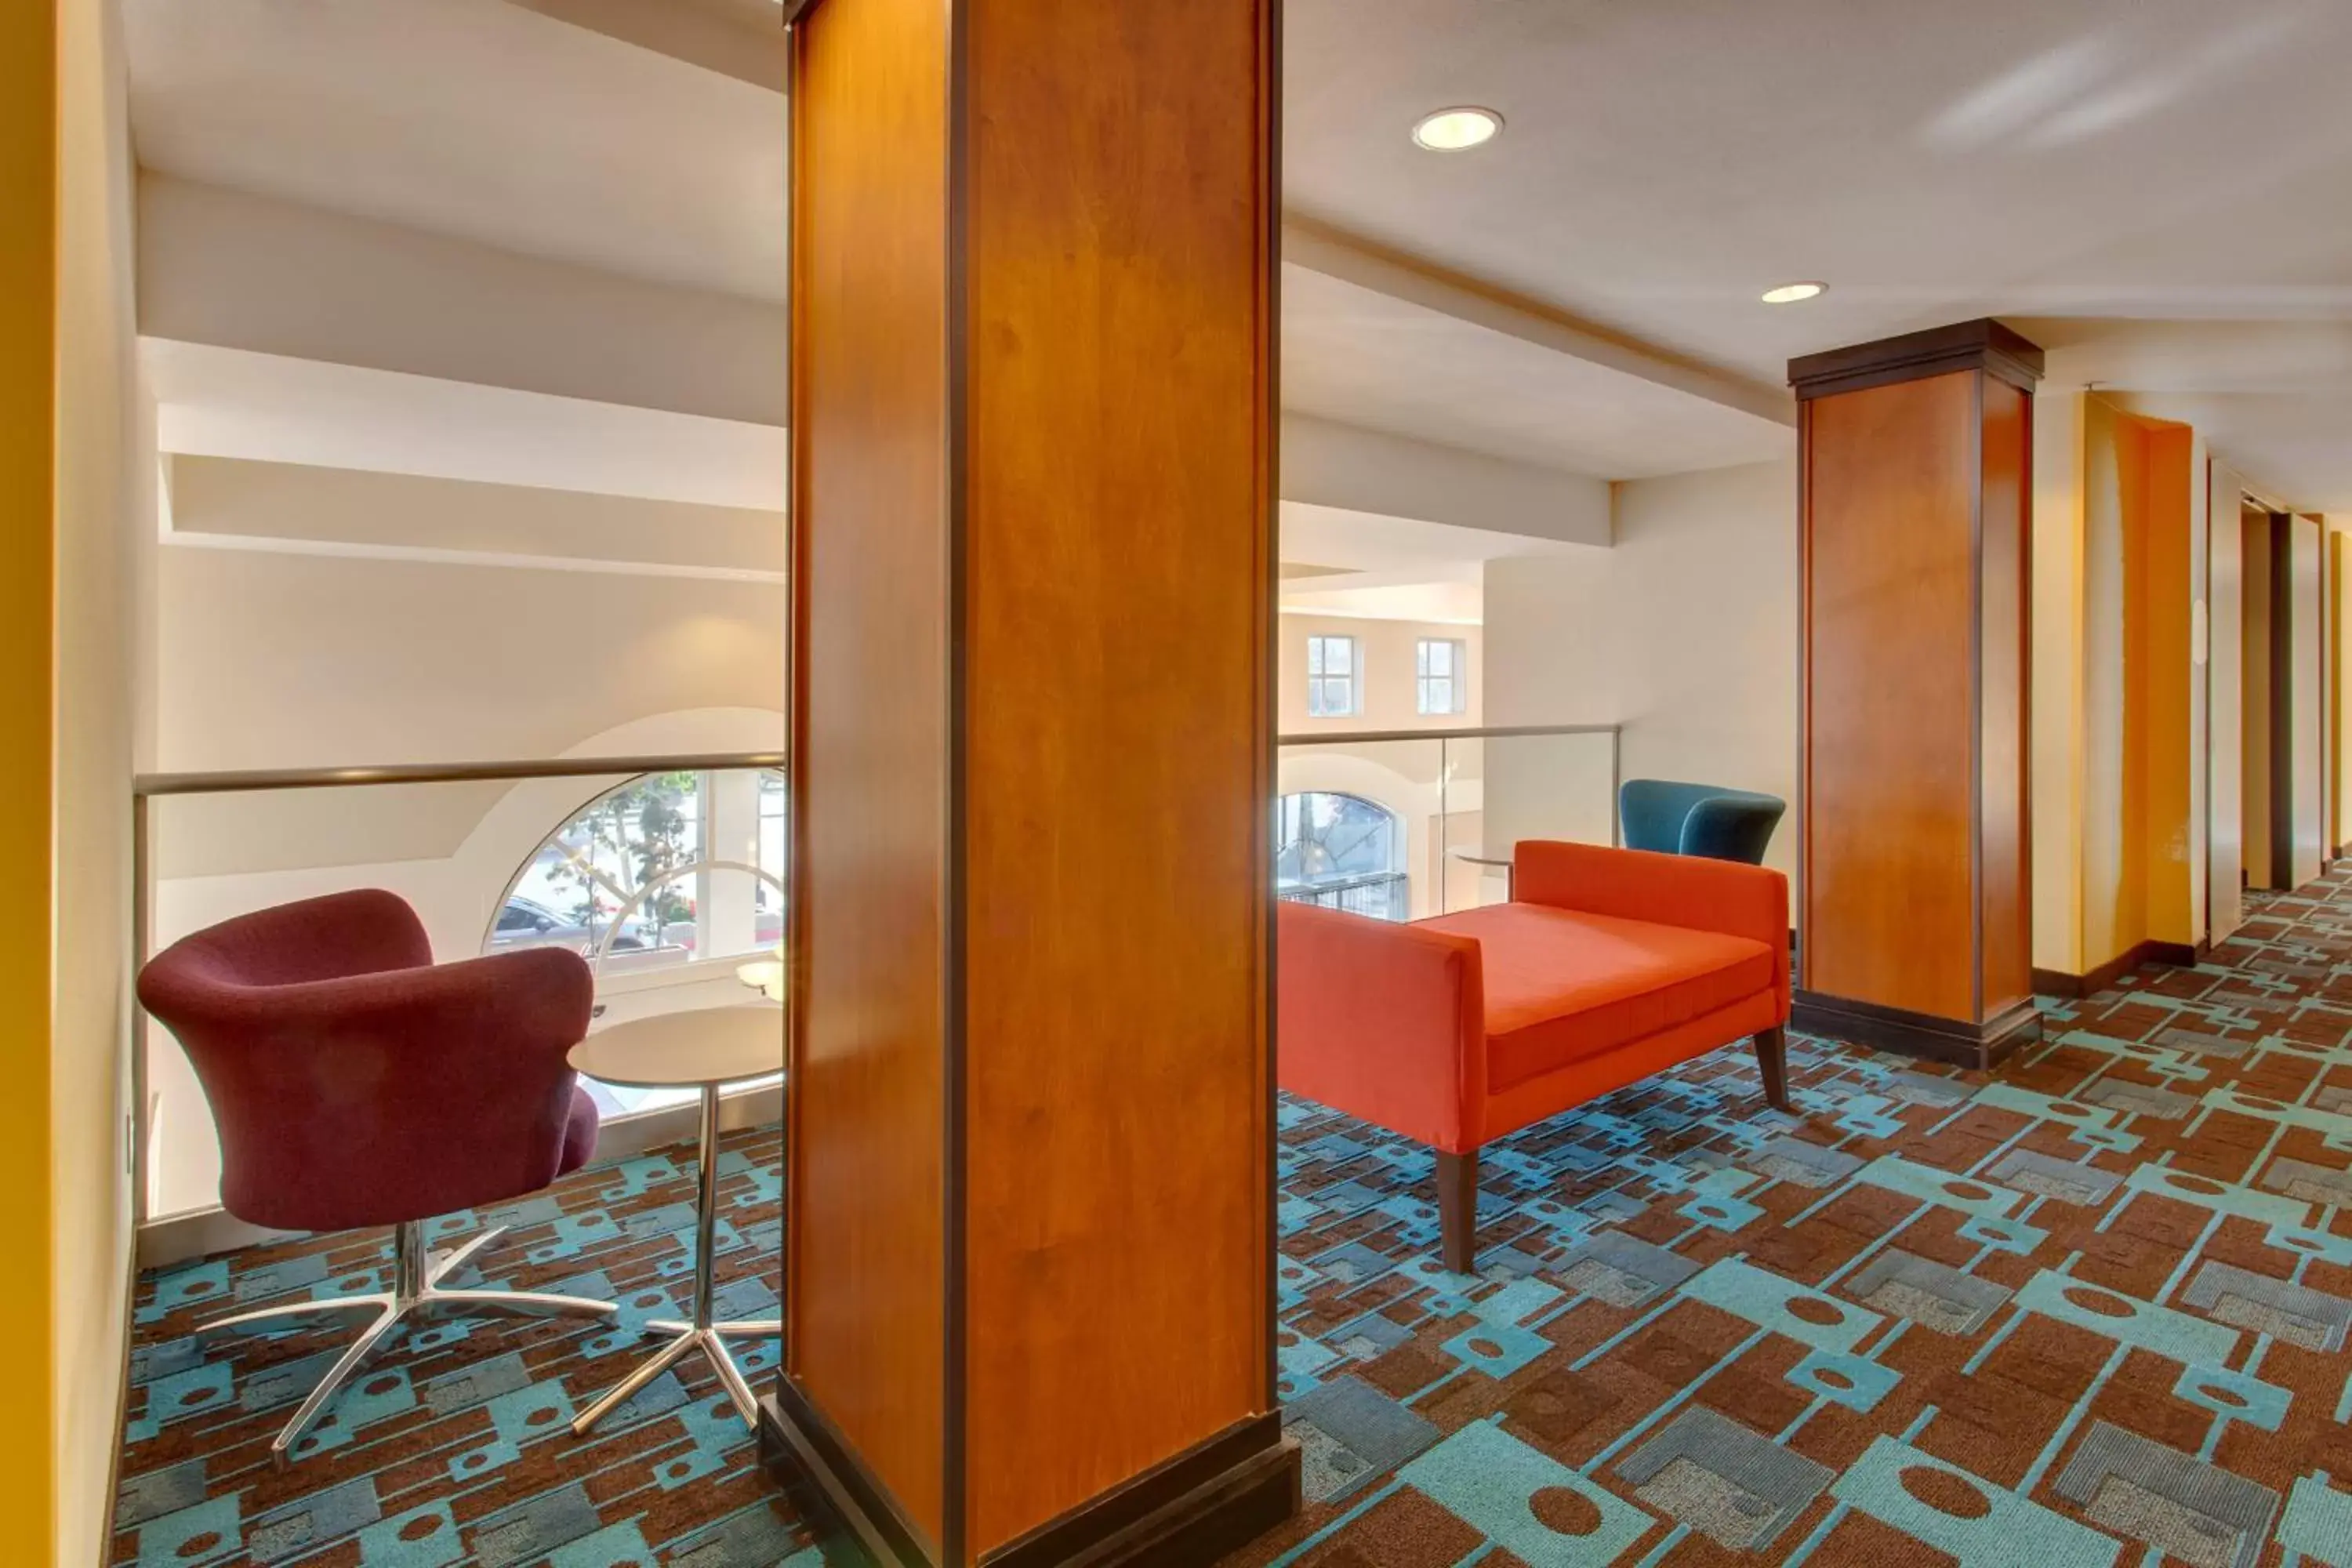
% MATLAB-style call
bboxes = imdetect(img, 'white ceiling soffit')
[167,455,786,579]
[2038,321,2352,510]
[1278,501,1596,581]
[1283,0,2352,384]
[493,0,784,91]
[145,339,790,513]
[1284,262,1793,480]
[123,0,786,302]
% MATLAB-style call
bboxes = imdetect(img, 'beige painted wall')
[157,543,785,774]
[2032,391,2088,973]
[1607,459,1798,877]
[54,0,140,1557]
[1480,548,1626,855]
[1276,613,1482,734]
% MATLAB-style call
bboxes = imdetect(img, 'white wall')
[146,463,786,1216]
[1480,548,1624,856]
[1606,460,1799,875]
[53,0,141,1557]
[1473,459,1801,876]
[1276,613,1482,734]
[155,527,783,773]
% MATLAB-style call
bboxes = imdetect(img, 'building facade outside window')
[487,768,787,974]
[1274,790,1409,920]
[1417,637,1467,715]
[1307,633,1359,717]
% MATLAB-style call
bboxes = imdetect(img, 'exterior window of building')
[1417,637,1466,715]
[1274,791,1408,921]
[486,768,786,971]
[1307,634,1358,717]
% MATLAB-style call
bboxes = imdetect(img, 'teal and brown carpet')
[112,873,2352,1564]
[1241,874,2352,1567]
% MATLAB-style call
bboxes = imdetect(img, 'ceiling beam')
[490,0,783,92]
[1283,216,1795,429]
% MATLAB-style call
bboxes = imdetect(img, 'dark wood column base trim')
[760,1393,1298,1568]
[1791,990,2041,1071]
[981,1410,1297,1568]
[2030,938,2199,1001]
[760,1381,936,1568]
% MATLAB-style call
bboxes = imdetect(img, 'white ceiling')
[1285,0,2352,504]
[123,0,787,301]
[1286,0,2352,380]
[124,0,2352,505]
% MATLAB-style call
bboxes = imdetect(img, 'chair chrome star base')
[199,1219,615,1464]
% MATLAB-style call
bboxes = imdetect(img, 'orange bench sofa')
[1278,839,1791,1272]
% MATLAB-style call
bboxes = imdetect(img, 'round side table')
[567,1003,782,1434]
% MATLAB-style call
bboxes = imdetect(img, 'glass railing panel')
[138,753,786,1223]
[1273,736,1445,921]
[1479,729,1620,862]
[1276,725,1619,920]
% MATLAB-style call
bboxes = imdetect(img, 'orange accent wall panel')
[959,0,1275,1550]
[787,0,949,1544]
[1978,377,2032,1015]
[1802,371,1980,1020]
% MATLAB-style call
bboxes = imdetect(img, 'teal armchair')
[1619,779,1784,865]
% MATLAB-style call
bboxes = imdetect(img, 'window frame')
[1416,637,1467,717]
[1305,633,1359,718]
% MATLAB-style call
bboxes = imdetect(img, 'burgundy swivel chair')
[138,888,616,1461]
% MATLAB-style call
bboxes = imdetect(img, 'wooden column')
[764,0,1291,1564]
[1790,321,2042,1069]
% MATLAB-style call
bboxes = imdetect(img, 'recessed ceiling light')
[1411,107,1503,151]
[1761,281,1827,304]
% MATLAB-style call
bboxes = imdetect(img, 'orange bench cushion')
[1417,902,1775,1092]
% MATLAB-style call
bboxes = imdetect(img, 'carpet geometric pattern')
[114,875,2352,1566]
[1234,874,2352,1567]
[109,1124,824,1567]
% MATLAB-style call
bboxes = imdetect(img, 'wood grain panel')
[1802,371,1978,1020]
[788,0,949,1544]
[959,0,1275,1550]
[1978,377,2031,1015]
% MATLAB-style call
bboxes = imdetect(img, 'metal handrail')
[135,749,788,798]
[1275,722,1618,746]
[132,748,789,1229]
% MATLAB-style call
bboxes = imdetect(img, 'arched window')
[485,769,787,973]
[1275,791,1408,921]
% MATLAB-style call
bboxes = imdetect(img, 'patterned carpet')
[1236,874,2352,1567]
[113,873,2352,1566]
[110,1124,822,1567]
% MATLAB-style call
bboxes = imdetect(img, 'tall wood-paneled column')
[1790,321,2042,1070]
[763,1,1292,1565]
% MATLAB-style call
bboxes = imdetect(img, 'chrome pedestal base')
[572,1081,779,1436]
[198,1218,616,1465]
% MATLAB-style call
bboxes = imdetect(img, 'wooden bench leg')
[1436,1149,1479,1274]
[1755,1024,1791,1111]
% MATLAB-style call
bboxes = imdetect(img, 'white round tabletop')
[568,1004,783,1090]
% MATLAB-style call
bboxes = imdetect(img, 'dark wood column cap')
[1789,318,2043,401]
